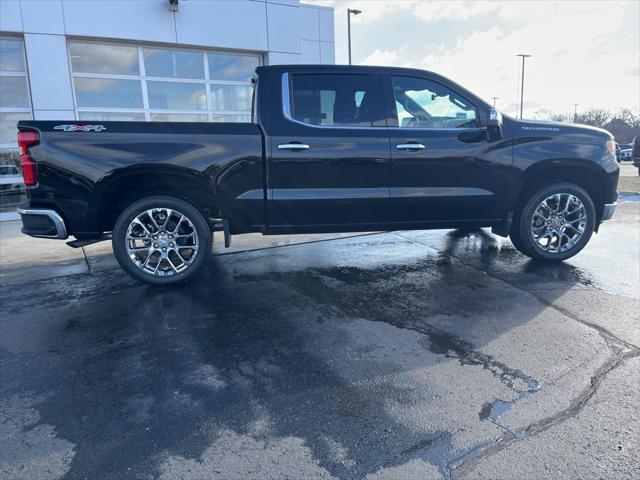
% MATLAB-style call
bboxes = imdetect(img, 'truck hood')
[511,118,613,141]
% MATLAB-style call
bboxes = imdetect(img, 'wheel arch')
[515,159,608,227]
[92,165,217,233]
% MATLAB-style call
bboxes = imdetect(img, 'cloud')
[413,1,499,22]
[361,48,399,66]
[311,1,499,24]
[305,0,640,116]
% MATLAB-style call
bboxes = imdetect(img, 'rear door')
[384,74,511,223]
[267,71,391,229]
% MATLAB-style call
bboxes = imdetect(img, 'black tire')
[112,195,211,285]
[510,182,596,262]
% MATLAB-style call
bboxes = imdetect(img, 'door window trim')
[281,72,383,130]
[383,74,483,131]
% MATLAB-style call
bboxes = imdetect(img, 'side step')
[210,218,231,248]
[67,235,111,248]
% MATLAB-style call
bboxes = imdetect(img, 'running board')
[67,235,111,248]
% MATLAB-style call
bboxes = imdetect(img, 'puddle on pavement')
[478,376,541,439]
[412,311,543,440]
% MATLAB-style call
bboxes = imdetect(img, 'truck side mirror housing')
[486,108,503,141]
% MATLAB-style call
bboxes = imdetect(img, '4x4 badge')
[54,124,107,132]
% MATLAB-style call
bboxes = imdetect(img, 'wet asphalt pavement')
[0,199,639,480]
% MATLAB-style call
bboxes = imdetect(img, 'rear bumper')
[17,205,68,239]
[601,202,617,222]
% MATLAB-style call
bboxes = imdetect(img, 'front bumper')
[601,202,617,222]
[17,205,68,239]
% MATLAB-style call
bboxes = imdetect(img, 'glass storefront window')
[0,38,27,72]
[212,114,251,123]
[210,85,252,112]
[0,112,29,145]
[69,41,260,122]
[69,42,139,75]
[0,36,31,215]
[0,77,30,108]
[74,78,144,109]
[150,113,208,122]
[147,81,206,110]
[208,53,259,81]
[143,48,204,79]
[78,112,145,121]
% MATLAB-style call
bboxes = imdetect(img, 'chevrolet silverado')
[16,65,619,285]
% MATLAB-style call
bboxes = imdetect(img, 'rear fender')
[91,165,216,233]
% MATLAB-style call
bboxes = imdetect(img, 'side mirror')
[486,108,503,141]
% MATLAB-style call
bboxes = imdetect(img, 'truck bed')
[17,121,265,237]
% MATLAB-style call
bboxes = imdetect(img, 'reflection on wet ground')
[1,202,639,479]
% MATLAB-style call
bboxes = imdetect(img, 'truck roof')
[258,64,444,77]
[258,64,492,110]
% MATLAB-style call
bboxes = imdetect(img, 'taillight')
[18,130,39,187]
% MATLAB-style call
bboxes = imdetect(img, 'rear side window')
[289,74,372,127]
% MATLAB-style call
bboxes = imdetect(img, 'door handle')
[278,143,310,151]
[396,143,426,151]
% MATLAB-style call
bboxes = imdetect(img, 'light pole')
[516,53,531,119]
[347,8,362,65]
[491,97,499,107]
[573,103,579,123]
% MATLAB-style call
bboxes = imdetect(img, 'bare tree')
[532,109,554,120]
[618,108,640,129]
[575,108,611,128]
[551,113,570,123]
[521,107,638,142]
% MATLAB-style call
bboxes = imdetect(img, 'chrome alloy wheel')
[530,193,587,253]
[125,208,199,277]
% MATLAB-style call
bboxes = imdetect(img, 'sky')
[305,0,640,119]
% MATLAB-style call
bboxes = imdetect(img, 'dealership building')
[0,0,335,218]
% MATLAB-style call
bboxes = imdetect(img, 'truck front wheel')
[510,182,596,261]
[112,195,211,285]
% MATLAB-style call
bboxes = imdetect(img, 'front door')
[268,72,391,229]
[384,74,511,224]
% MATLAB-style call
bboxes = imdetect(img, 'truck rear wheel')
[510,182,595,262]
[112,195,211,285]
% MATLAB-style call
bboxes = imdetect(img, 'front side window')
[391,76,477,128]
[289,74,372,127]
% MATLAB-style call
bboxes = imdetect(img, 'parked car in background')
[633,136,640,175]
[0,163,26,212]
[615,143,622,162]
[15,65,620,285]
[620,148,633,162]
[617,143,633,160]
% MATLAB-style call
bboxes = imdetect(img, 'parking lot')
[0,196,638,479]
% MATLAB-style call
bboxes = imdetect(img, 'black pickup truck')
[16,65,619,285]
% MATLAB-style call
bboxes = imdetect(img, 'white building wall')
[0,0,335,118]
[175,1,267,50]
[0,1,22,32]
[23,34,74,119]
